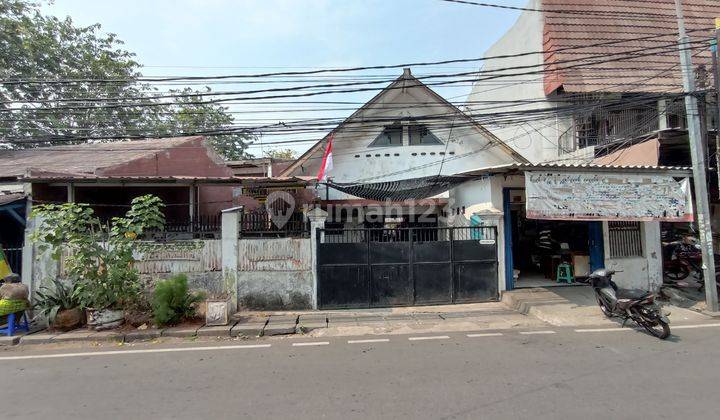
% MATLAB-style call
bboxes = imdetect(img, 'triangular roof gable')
[280,70,529,177]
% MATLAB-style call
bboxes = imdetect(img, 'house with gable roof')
[280,68,528,229]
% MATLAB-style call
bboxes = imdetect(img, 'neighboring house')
[453,0,715,293]
[0,136,314,238]
[466,0,720,166]
[226,157,294,177]
[281,68,528,228]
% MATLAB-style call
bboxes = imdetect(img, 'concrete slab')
[52,329,95,342]
[231,321,266,337]
[19,332,60,345]
[0,335,20,346]
[197,323,234,337]
[264,316,297,336]
[162,325,202,338]
[297,314,327,331]
[88,330,125,342]
[124,329,163,342]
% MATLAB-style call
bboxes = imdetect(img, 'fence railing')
[239,211,309,238]
[146,215,222,240]
[320,226,497,244]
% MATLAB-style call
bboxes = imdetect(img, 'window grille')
[608,222,643,258]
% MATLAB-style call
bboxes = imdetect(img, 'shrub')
[152,274,205,326]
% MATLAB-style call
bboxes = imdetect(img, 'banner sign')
[525,171,693,221]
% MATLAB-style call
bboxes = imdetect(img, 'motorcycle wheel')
[665,265,690,281]
[634,309,671,339]
[595,293,613,318]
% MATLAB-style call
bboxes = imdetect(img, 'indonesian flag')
[316,134,334,181]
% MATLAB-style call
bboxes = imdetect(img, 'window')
[408,124,442,145]
[369,123,402,147]
[608,222,643,258]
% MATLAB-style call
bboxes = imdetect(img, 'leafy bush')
[152,274,205,326]
[31,194,165,310]
[33,279,80,323]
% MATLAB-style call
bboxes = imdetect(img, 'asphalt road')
[2,324,719,419]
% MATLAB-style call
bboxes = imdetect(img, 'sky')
[42,0,526,156]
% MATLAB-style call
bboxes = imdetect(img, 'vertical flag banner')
[316,134,334,181]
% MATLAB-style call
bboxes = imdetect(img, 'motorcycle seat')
[615,288,652,300]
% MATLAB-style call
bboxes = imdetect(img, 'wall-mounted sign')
[525,171,693,221]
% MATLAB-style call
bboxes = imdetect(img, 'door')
[588,222,605,271]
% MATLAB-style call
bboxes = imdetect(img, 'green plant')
[33,279,80,323]
[31,194,165,310]
[151,274,205,326]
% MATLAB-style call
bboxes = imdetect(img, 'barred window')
[608,222,643,258]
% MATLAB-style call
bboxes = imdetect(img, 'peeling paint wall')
[52,240,225,295]
[237,238,313,310]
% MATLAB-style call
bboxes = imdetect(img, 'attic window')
[369,123,402,147]
[409,124,442,145]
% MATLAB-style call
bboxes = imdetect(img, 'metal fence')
[239,211,309,238]
[321,226,497,244]
[146,215,222,240]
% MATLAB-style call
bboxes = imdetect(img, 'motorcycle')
[587,269,671,339]
[662,235,702,282]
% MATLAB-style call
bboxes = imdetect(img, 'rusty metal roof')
[20,171,314,185]
[542,0,720,94]
[0,136,206,180]
[0,192,24,206]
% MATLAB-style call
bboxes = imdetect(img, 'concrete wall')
[236,238,313,310]
[41,240,225,296]
[603,221,663,292]
[465,0,570,164]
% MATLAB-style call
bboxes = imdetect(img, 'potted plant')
[31,195,166,330]
[33,278,82,331]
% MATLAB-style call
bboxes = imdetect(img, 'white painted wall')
[465,1,573,164]
[289,75,521,200]
[603,221,663,292]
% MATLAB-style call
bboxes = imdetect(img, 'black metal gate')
[317,226,498,309]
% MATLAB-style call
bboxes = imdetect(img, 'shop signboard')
[525,171,693,221]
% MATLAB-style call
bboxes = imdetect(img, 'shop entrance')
[503,188,604,289]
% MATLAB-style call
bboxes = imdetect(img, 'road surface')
[2,324,719,419]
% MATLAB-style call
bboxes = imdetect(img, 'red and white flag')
[316,134,334,181]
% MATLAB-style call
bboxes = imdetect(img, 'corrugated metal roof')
[20,172,314,185]
[0,136,205,179]
[541,0,720,94]
[460,162,693,176]
[0,192,24,206]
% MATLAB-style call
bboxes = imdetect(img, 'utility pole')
[712,17,720,201]
[674,0,718,312]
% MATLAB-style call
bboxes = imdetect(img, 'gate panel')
[371,265,412,306]
[454,262,498,302]
[318,265,369,309]
[452,239,498,303]
[414,241,452,304]
[317,227,498,309]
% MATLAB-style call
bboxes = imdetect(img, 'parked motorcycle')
[587,269,671,339]
[662,235,702,282]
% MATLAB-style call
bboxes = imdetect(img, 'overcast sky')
[42,0,525,156]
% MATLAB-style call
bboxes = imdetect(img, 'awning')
[326,175,471,201]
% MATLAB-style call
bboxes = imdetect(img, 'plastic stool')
[0,312,29,336]
[556,263,574,284]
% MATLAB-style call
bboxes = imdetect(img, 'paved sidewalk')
[2,287,715,347]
